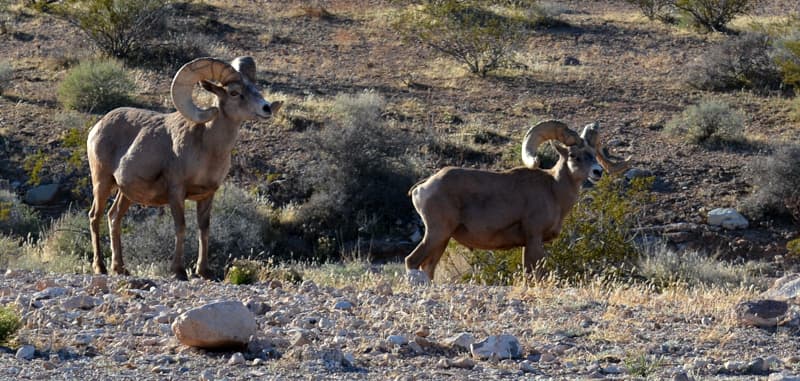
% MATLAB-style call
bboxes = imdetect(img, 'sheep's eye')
[569,152,577,159]
[229,90,240,97]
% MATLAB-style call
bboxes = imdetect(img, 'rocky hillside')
[2,267,800,380]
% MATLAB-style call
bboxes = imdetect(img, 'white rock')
[724,360,747,373]
[15,345,35,360]
[707,208,748,230]
[171,300,256,349]
[762,274,800,301]
[228,352,245,365]
[387,335,408,346]
[470,334,523,360]
[200,369,216,381]
[520,360,537,373]
[407,270,430,286]
[32,287,67,300]
[444,332,475,352]
[449,356,475,369]
[603,364,624,374]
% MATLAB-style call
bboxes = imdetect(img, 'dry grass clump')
[0,60,11,95]
[57,59,134,113]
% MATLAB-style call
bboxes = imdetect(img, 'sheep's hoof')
[93,262,107,275]
[111,265,129,276]
[173,271,189,282]
[195,268,215,281]
[407,269,431,286]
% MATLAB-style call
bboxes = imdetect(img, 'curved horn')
[171,57,241,124]
[521,120,581,169]
[581,122,631,174]
[231,56,257,83]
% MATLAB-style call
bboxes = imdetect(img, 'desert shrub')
[40,208,97,264]
[0,189,39,238]
[0,61,11,94]
[674,0,753,33]
[741,144,800,223]
[461,247,522,286]
[128,32,210,72]
[772,29,800,89]
[57,111,95,200]
[0,234,25,268]
[626,0,676,23]
[686,33,783,93]
[299,90,420,250]
[225,259,260,285]
[636,242,762,288]
[788,238,800,257]
[664,100,745,146]
[57,59,134,113]
[0,306,20,344]
[393,0,530,77]
[52,0,171,59]
[544,176,653,278]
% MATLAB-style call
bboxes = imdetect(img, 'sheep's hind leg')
[168,189,188,281]
[107,190,132,276]
[194,195,214,280]
[89,180,113,274]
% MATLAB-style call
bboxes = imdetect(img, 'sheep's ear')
[551,141,569,158]
[200,80,226,97]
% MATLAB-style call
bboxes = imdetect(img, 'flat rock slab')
[736,299,789,328]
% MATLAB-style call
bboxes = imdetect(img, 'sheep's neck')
[203,114,241,155]
[548,160,581,207]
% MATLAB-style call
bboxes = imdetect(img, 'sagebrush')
[665,99,745,146]
[0,189,40,238]
[57,59,134,113]
[0,306,20,344]
[674,0,753,33]
[686,33,782,93]
[741,144,800,223]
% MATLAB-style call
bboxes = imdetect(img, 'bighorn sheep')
[87,57,282,280]
[405,120,630,282]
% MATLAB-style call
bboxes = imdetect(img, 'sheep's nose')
[591,167,602,178]
[262,104,272,115]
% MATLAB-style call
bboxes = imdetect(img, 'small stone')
[32,287,67,300]
[769,373,800,381]
[443,332,475,352]
[111,351,128,363]
[563,56,581,66]
[87,276,108,294]
[35,279,59,291]
[672,370,692,381]
[73,334,93,346]
[415,326,430,338]
[199,369,215,381]
[408,341,424,354]
[387,335,407,346]
[449,356,475,369]
[228,352,245,365]
[151,366,170,374]
[375,282,393,296]
[436,358,450,368]
[62,295,102,310]
[290,330,313,348]
[520,360,537,373]
[42,361,57,370]
[470,334,522,360]
[334,300,354,310]
[407,270,430,286]
[318,318,335,330]
[624,168,653,181]
[603,364,624,374]
[15,345,35,360]
[747,357,770,374]
[245,299,270,315]
[724,360,747,373]
[540,353,557,363]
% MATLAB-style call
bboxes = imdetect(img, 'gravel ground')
[1,267,799,380]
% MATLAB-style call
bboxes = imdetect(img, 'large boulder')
[172,300,256,349]
[735,299,789,328]
[707,208,748,230]
[762,274,800,301]
[24,183,59,205]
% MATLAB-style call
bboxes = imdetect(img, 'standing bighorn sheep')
[405,120,630,282]
[87,57,282,280]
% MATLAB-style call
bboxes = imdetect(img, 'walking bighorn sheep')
[87,56,282,280]
[405,120,630,282]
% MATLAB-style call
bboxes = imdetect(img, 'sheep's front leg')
[523,235,546,280]
[168,190,188,281]
[89,180,113,274]
[195,195,214,280]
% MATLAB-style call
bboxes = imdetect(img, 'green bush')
[0,306,20,344]
[53,0,171,59]
[772,30,800,89]
[0,189,40,238]
[40,208,97,265]
[0,234,25,268]
[299,90,420,251]
[461,247,522,286]
[543,176,653,278]
[674,0,753,33]
[225,259,260,285]
[741,144,800,223]
[393,0,530,77]
[665,100,745,146]
[686,33,783,93]
[57,59,134,113]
